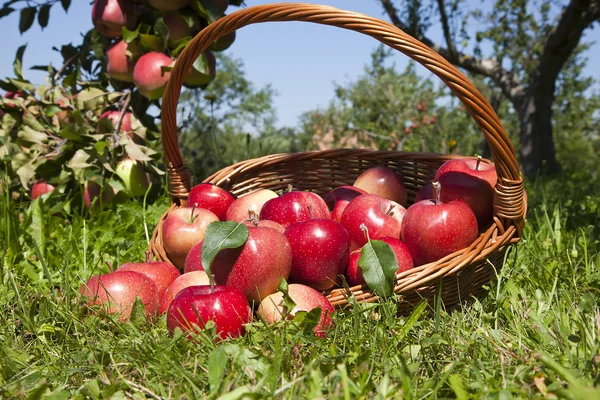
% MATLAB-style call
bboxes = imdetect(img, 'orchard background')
[0,0,599,398]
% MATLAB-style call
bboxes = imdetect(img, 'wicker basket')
[149,3,526,314]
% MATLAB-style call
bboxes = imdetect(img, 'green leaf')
[122,27,139,43]
[19,7,36,33]
[7,78,33,92]
[60,0,71,12]
[37,4,50,29]
[191,0,223,23]
[13,44,26,79]
[30,198,45,260]
[139,33,165,52]
[22,112,46,132]
[18,126,47,144]
[358,239,398,298]
[208,348,227,393]
[124,141,152,161]
[69,149,92,169]
[201,221,248,275]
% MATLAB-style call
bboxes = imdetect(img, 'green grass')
[0,174,599,399]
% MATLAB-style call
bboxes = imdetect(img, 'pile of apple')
[93,0,239,99]
[79,157,497,340]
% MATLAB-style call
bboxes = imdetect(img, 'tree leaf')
[201,221,248,275]
[22,112,46,132]
[37,4,51,29]
[60,0,71,12]
[208,348,227,394]
[0,7,15,19]
[19,7,36,33]
[13,44,26,79]
[124,141,152,161]
[139,33,165,52]
[69,149,92,169]
[18,126,47,144]
[358,239,398,298]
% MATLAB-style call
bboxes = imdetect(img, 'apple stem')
[307,205,314,219]
[210,274,215,293]
[432,181,441,204]
[247,209,259,226]
[191,203,197,223]
[287,184,293,193]
[105,260,113,273]
[145,250,150,263]
[386,204,396,216]
[476,155,482,171]
[360,223,371,243]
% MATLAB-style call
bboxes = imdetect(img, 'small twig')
[112,91,132,146]
[52,53,79,85]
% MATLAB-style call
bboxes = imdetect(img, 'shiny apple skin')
[401,199,479,266]
[285,219,350,290]
[225,189,278,222]
[79,271,159,320]
[167,285,252,340]
[188,183,237,221]
[257,283,335,337]
[340,194,406,251]
[159,270,210,314]
[345,237,414,287]
[353,166,407,206]
[434,158,497,188]
[259,191,331,229]
[117,261,180,299]
[324,185,367,223]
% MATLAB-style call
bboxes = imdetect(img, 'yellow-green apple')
[159,270,209,314]
[79,271,159,320]
[84,179,116,212]
[133,52,173,99]
[118,255,180,299]
[433,157,498,229]
[31,180,55,200]
[187,183,236,221]
[284,218,350,290]
[257,283,334,337]
[225,189,278,222]
[345,237,414,287]
[148,0,189,11]
[184,51,216,87]
[401,182,479,266]
[106,40,134,82]
[324,185,367,223]
[353,166,407,206]
[115,158,150,196]
[162,207,219,269]
[340,194,406,251]
[163,12,192,47]
[91,0,138,38]
[167,285,251,340]
[259,190,331,229]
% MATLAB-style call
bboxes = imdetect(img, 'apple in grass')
[84,179,116,212]
[257,283,335,337]
[187,183,236,221]
[167,285,251,340]
[340,194,406,251]
[117,253,180,299]
[31,180,55,200]
[133,52,173,100]
[92,0,138,38]
[159,270,210,314]
[401,182,479,266]
[324,185,367,223]
[259,189,331,229]
[284,218,350,290]
[225,189,278,222]
[345,237,414,287]
[106,40,134,82]
[163,207,220,269]
[353,166,407,206]
[79,271,159,321]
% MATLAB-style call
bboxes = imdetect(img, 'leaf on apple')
[293,307,322,335]
[358,240,398,298]
[201,221,249,275]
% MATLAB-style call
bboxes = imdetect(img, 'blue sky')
[1,0,599,127]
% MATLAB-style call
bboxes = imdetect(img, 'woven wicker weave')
[149,3,526,313]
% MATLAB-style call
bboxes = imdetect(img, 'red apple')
[79,271,159,320]
[345,237,414,287]
[284,218,350,290]
[31,180,55,200]
[401,182,479,266]
[353,166,407,206]
[187,183,236,221]
[133,52,173,100]
[99,110,132,134]
[148,0,189,11]
[167,285,251,340]
[92,0,138,38]
[84,179,116,212]
[163,12,192,47]
[118,256,181,299]
[242,217,285,233]
[106,40,135,82]
[187,226,292,303]
[162,207,220,269]
[259,190,331,229]
[257,283,335,337]
[433,157,498,228]
[225,189,278,222]
[340,194,406,251]
[184,51,217,87]
[414,183,432,203]
[159,270,210,314]
[324,185,367,223]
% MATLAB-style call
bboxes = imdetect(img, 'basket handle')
[161,3,525,228]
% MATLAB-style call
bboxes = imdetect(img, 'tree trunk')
[516,83,560,179]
